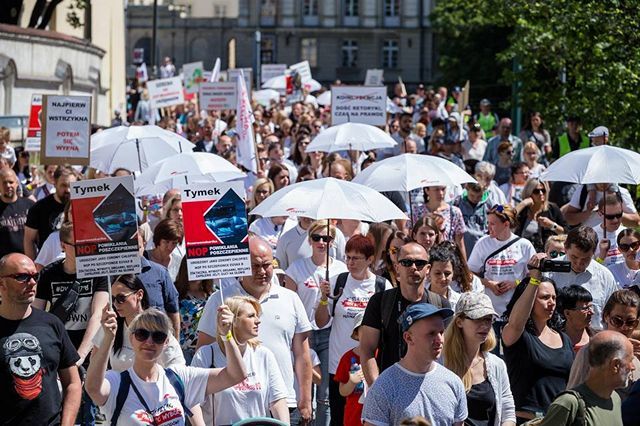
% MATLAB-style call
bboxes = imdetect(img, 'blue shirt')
[138,256,179,313]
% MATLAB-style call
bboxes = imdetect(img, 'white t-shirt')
[248,217,296,252]
[275,224,346,270]
[191,344,288,425]
[451,274,484,293]
[34,230,65,267]
[608,261,640,289]
[467,234,537,315]
[197,279,313,406]
[568,185,637,229]
[102,365,209,426]
[327,273,392,374]
[285,257,348,329]
[593,225,625,267]
[462,139,487,161]
[93,324,185,372]
[425,282,461,311]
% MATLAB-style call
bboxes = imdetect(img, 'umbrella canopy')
[539,145,640,184]
[262,75,322,92]
[134,152,246,196]
[249,177,407,222]
[317,91,331,106]
[305,123,397,153]
[90,125,193,174]
[352,154,477,192]
[253,89,280,107]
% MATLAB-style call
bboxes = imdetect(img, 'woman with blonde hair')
[191,296,289,424]
[444,292,516,426]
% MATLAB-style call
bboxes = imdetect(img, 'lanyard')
[129,379,159,426]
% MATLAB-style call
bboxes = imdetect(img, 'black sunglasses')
[133,328,168,345]
[609,316,639,329]
[604,212,623,220]
[532,188,547,195]
[1,272,40,283]
[112,291,135,305]
[398,258,429,269]
[310,234,333,243]
[619,241,640,252]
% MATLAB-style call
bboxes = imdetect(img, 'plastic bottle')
[350,356,364,393]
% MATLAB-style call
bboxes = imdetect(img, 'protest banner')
[228,68,253,92]
[183,61,205,94]
[289,60,312,83]
[133,48,144,64]
[40,95,91,165]
[199,82,237,111]
[364,69,384,86]
[147,77,185,108]
[331,86,386,126]
[25,94,42,152]
[182,182,251,280]
[261,64,287,83]
[70,176,140,279]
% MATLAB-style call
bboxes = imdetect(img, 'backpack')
[111,368,193,426]
[331,272,386,317]
[522,390,586,426]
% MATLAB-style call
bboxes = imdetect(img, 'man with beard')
[0,253,81,425]
[23,166,76,259]
[0,169,34,257]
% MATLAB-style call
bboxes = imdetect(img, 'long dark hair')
[502,277,563,334]
[174,257,214,300]
[113,275,149,355]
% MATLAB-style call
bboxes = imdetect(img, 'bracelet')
[551,223,558,231]
[529,277,541,286]
[319,299,329,306]
[220,330,233,341]
[596,257,605,264]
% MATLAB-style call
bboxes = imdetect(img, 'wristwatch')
[551,223,558,231]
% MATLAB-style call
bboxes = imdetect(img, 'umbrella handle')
[327,288,343,300]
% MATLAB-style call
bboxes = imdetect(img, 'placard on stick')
[331,86,386,126]
[25,94,42,152]
[40,95,91,166]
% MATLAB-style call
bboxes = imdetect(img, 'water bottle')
[350,356,364,393]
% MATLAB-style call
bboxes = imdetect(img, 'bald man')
[0,253,81,425]
[196,236,314,422]
[0,169,34,256]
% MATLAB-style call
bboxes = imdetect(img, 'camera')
[539,259,571,273]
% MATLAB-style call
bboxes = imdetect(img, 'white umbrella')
[90,125,193,174]
[249,177,407,223]
[134,152,246,196]
[539,145,640,184]
[262,75,322,92]
[305,122,397,153]
[253,89,280,107]
[353,154,477,192]
[317,91,331,106]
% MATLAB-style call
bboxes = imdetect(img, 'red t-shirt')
[334,348,364,426]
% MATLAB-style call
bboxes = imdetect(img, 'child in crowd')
[334,312,367,426]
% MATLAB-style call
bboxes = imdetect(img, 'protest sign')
[364,69,384,86]
[25,94,42,152]
[182,182,251,280]
[261,64,287,83]
[199,82,237,111]
[40,95,91,165]
[289,60,312,83]
[70,176,140,279]
[133,48,144,64]
[183,61,205,94]
[331,86,386,126]
[147,77,185,108]
[228,68,253,92]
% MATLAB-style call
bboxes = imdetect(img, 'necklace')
[470,356,484,369]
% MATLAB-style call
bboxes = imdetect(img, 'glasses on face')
[568,304,594,314]
[112,291,135,305]
[515,170,530,175]
[398,258,429,269]
[310,234,333,243]
[502,150,514,156]
[604,212,623,220]
[549,250,566,259]
[532,188,547,195]
[609,315,640,329]
[345,255,366,263]
[1,272,40,283]
[133,328,168,345]
[619,241,640,252]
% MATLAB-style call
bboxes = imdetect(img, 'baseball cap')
[588,126,609,138]
[398,303,453,333]
[455,292,498,319]
[480,98,491,106]
[351,311,365,339]
[448,112,461,122]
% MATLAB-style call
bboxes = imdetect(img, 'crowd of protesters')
[1,74,640,426]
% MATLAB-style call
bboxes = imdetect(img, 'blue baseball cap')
[398,303,454,333]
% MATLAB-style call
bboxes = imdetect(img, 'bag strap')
[374,275,386,294]
[165,368,193,418]
[556,390,586,426]
[112,371,132,426]
[427,290,443,308]
[49,280,81,323]
[331,272,350,317]
[480,237,521,277]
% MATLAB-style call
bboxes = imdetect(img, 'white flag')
[236,70,257,173]
[210,58,221,82]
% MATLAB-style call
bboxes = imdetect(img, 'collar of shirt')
[235,276,281,303]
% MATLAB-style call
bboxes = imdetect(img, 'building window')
[213,5,227,17]
[344,0,358,16]
[342,40,358,68]
[303,0,318,16]
[383,0,400,26]
[301,38,317,67]
[382,40,399,68]
[261,35,276,64]
[260,0,277,26]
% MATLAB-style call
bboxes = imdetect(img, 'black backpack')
[331,272,386,317]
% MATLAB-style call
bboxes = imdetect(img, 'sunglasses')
[133,328,168,345]
[398,258,429,269]
[112,291,135,305]
[310,234,333,243]
[532,188,547,195]
[619,241,640,252]
[604,212,623,220]
[609,315,639,329]
[549,250,565,259]
[1,272,40,283]
[490,204,506,213]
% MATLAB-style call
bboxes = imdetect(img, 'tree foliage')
[431,0,640,147]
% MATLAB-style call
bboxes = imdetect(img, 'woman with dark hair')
[12,147,31,184]
[175,257,214,363]
[425,242,462,309]
[380,230,412,286]
[494,142,515,186]
[91,274,185,371]
[499,162,530,207]
[296,165,316,182]
[267,163,290,191]
[367,222,395,276]
[518,111,551,160]
[608,228,640,289]
[556,285,594,352]
[502,269,574,422]
[411,215,442,254]
[290,133,311,167]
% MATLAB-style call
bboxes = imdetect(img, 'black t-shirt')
[361,287,451,373]
[0,197,34,257]
[25,194,64,249]
[0,308,79,425]
[503,329,574,414]
[36,259,109,349]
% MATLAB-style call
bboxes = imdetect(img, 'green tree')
[431,0,640,148]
